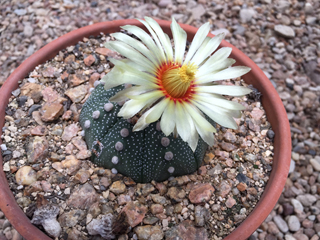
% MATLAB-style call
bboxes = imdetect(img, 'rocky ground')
[0,0,319,240]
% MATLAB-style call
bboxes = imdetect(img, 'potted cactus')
[0,19,291,240]
[79,17,252,183]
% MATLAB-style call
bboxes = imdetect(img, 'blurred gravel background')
[0,0,319,240]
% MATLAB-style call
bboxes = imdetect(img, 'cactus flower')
[102,17,251,151]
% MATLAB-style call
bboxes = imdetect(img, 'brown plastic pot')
[0,19,291,240]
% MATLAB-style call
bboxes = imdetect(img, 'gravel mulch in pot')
[1,33,274,240]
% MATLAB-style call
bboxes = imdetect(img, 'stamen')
[161,62,198,99]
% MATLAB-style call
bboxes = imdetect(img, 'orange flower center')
[157,62,198,100]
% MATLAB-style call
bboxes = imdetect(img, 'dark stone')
[3,154,12,162]
[292,145,307,154]
[5,108,14,116]
[90,1,98,7]
[282,203,294,216]
[247,85,261,101]
[2,150,12,156]
[308,149,316,156]
[17,96,28,107]
[267,130,275,139]
[28,104,42,116]
[236,173,248,183]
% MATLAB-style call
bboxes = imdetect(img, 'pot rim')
[0,19,291,240]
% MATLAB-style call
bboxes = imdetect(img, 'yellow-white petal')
[121,25,163,64]
[145,17,173,62]
[197,58,236,79]
[194,122,215,146]
[170,18,187,64]
[191,33,225,66]
[196,66,251,84]
[103,58,158,90]
[108,41,156,74]
[183,103,216,132]
[183,109,199,152]
[191,99,238,129]
[118,91,163,118]
[133,113,150,131]
[111,32,159,66]
[199,47,232,70]
[138,19,167,63]
[102,67,157,90]
[175,102,191,142]
[160,100,176,136]
[183,103,216,147]
[228,109,242,118]
[109,58,156,81]
[183,22,210,64]
[196,85,252,96]
[120,59,147,71]
[109,86,155,102]
[193,93,246,110]
[145,98,170,123]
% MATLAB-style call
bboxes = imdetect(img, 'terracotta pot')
[0,19,291,240]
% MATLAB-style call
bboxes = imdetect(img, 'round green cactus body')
[79,83,208,183]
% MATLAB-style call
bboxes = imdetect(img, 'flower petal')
[191,33,225,65]
[175,101,191,142]
[183,103,216,132]
[199,47,232,70]
[170,17,187,64]
[183,110,199,152]
[101,66,125,89]
[193,93,246,110]
[187,132,199,152]
[118,91,163,119]
[121,25,163,64]
[111,32,159,66]
[183,22,210,64]
[228,109,242,118]
[102,58,158,90]
[196,85,252,96]
[183,102,216,147]
[109,86,155,102]
[195,66,251,84]
[192,99,239,129]
[102,67,157,90]
[109,58,156,81]
[160,100,176,136]
[107,41,156,74]
[194,122,215,146]
[138,19,167,63]
[197,58,236,79]
[145,17,173,62]
[145,98,170,123]
[133,113,150,131]
[120,59,147,71]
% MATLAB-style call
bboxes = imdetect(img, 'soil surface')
[2,33,272,240]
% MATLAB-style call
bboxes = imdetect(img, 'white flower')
[102,17,251,151]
